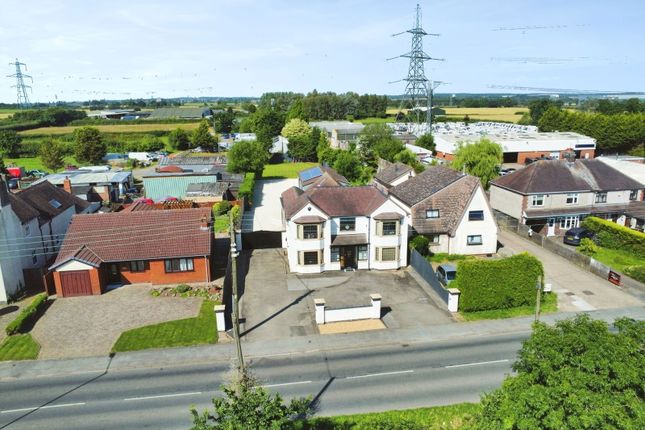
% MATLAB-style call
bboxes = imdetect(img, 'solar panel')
[299,166,322,182]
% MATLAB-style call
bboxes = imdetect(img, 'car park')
[436,263,457,287]
[563,227,595,246]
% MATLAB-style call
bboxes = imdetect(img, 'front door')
[546,218,556,236]
[340,246,356,270]
[108,263,121,284]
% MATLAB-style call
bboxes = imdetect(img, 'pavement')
[242,179,297,232]
[240,249,453,342]
[31,285,202,359]
[498,229,644,311]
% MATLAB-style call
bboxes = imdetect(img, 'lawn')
[460,293,557,321]
[442,107,528,123]
[5,156,78,172]
[19,122,201,136]
[296,402,480,429]
[263,162,318,179]
[585,247,644,273]
[0,334,40,361]
[214,215,230,233]
[112,299,218,352]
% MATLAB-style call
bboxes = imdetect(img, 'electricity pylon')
[7,59,32,108]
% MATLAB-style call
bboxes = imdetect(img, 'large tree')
[451,138,503,189]
[168,128,191,151]
[0,130,21,158]
[190,371,309,430]
[333,150,364,183]
[249,108,286,150]
[474,315,644,430]
[39,139,65,172]
[359,123,404,166]
[227,140,269,174]
[415,133,435,152]
[73,127,106,165]
[213,107,236,134]
[192,120,217,151]
[281,118,311,141]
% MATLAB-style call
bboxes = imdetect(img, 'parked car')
[500,168,516,176]
[27,169,49,178]
[436,263,457,287]
[563,227,595,246]
[7,178,19,190]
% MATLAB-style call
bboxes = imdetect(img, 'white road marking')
[1,402,86,414]
[445,359,510,369]
[263,380,313,388]
[346,369,414,380]
[123,391,202,401]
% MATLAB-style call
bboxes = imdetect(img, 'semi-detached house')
[281,185,408,273]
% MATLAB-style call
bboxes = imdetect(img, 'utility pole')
[229,211,245,375]
[534,275,542,322]
[7,58,32,108]
[388,4,443,126]
[428,80,449,129]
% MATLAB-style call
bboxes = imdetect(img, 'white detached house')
[281,185,408,274]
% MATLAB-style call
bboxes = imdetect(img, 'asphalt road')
[0,332,525,430]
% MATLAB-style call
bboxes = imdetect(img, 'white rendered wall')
[450,186,498,255]
[489,186,524,219]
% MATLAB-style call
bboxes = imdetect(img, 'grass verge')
[585,247,644,273]
[0,334,40,361]
[112,299,218,352]
[295,403,480,429]
[263,162,318,179]
[460,293,557,321]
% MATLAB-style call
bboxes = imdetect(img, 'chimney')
[0,174,10,207]
[63,176,72,194]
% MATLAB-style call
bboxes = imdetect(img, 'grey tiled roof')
[374,162,413,186]
[389,166,465,207]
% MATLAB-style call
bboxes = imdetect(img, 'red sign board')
[608,270,621,286]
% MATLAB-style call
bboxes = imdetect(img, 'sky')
[1,0,644,103]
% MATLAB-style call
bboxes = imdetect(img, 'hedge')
[212,200,231,216]
[238,172,255,204]
[624,266,645,283]
[409,235,430,256]
[581,216,645,259]
[5,293,48,336]
[455,253,544,312]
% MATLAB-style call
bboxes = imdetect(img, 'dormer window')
[426,209,440,219]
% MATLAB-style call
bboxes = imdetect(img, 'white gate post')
[214,304,226,331]
[314,298,326,324]
[370,294,382,319]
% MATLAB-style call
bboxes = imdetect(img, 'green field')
[442,107,528,123]
[0,108,18,119]
[5,156,78,172]
[111,300,218,352]
[355,117,396,125]
[298,402,480,429]
[19,122,201,136]
[263,162,318,179]
[0,334,40,361]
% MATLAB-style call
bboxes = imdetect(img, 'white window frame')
[559,216,579,229]
[380,247,397,261]
[467,235,483,246]
[565,193,579,205]
[428,234,440,245]
[330,247,339,262]
[530,195,545,207]
[468,210,484,221]
[339,217,356,232]
[629,190,638,201]
[358,245,368,261]
[426,209,440,219]
[303,251,319,265]
[302,224,319,240]
[595,192,607,203]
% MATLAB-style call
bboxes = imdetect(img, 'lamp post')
[229,212,245,375]
[534,275,542,323]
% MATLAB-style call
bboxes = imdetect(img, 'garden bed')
[150,283,222,302]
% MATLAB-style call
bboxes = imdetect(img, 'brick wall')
[119,256,211,285]
[53,267,103,297]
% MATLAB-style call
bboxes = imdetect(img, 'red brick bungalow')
[49,208,213,297]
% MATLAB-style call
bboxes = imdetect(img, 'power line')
[7,58,32,108]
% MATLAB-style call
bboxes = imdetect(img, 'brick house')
[489,159,645,235]
[49,208,213,297]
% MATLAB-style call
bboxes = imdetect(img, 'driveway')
[31,285,202,359]
[240,249,453,342]
[242,179,297,232]
[498,229,643,312]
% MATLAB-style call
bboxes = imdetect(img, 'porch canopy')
[331,234,368,246]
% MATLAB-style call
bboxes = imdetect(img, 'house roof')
[373,212,403,220]
[8,194,40,223]
[51,208,212,269]
[282,186,387,219]
[374,162,413,186]
[596,157,645,185]
[299,165,349,188]
[12,181,89,224]
[389,166,465,207]
[410,175,481,235]
[491,159,643,194]
[292,215,326,224]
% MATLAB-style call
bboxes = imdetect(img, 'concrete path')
[244,179,297,232]
[498,229,643,312]
[31,285,202,359]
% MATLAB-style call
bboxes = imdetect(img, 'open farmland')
[19,122,201,136]
[0,108,18,119]
[442,107,528,123]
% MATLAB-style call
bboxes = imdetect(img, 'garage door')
[60,271,93,297]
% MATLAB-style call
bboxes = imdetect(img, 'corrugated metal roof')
[143,175,218,201]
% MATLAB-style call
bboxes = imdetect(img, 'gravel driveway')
[31,285,202,359]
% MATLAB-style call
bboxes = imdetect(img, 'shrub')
[578,237,598,255]
[456,253,544,312]
[238,172,255,204]
[231,205,241,229]
[623,266,645,283]
[5,293,48,336]
[175,284,191,294]
[581,216,645,258]
[213,201,231,216]
[409,235,430,256]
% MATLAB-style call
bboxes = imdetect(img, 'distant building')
[373,161,415,192]
[147,107,213,120]
[298,165,349,190]
[143,169,242,202]
[35,169,133,203]
[310,121,365,150]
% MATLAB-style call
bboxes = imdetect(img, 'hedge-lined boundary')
[581,216,645,259]
[238,172,255,204]
[5,294,48,336]
[455,253,543,312]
